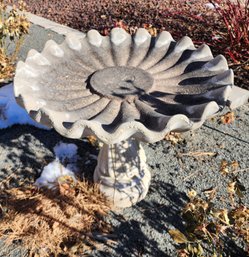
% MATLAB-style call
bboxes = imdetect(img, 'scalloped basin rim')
[14,28,243,144]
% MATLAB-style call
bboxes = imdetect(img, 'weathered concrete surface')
[15,27,243,144]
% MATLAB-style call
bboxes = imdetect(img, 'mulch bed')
[17,0,249,88]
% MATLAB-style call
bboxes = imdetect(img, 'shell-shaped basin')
[14,28,235,144]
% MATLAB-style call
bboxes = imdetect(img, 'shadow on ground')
[0,125,97,186]
[94,181,187,257]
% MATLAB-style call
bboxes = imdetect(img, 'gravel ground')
[0,105,248,257]
[0,24,249,257]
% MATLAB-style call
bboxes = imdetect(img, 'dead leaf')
[177,248,189,257]
[165,132,182,144]
[58,175,76,196]
[169,229,188,244]
[220,160,229,175]
[87,135,98,146]
[197,243,204,255]
[203,187,217,200]
[222,209,230,225]
[187,189,197,199]
[143,24,158,36]
[220,160,239,175]
[220,111,235,124]
[231,161,239,171]
[235,179,246,199]
[227,181,236,194]
[214,209,230,225]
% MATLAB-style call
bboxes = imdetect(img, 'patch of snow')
[54,142,78,162]
[0,83,48,129]
[35,142,79,189]
[35,159,77,189]
[204,2,220,9]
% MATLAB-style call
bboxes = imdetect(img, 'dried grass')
[0,179,111,257]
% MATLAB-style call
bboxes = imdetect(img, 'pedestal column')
[94,139,151,208]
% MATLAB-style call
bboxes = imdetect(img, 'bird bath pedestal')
[14,28,249,208]
[94,139,151,208]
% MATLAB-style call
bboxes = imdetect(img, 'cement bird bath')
[14,28,249,208]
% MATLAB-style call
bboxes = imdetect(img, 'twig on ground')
[178,151,217,158]
[183,171,200,181]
